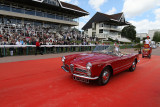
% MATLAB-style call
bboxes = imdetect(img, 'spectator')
[9,40,15,56]
[0,34,2,40]
[16,39,22,55]
[35,40,43,55]
[16,39,21,45]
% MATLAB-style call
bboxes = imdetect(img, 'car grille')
[65,64,69,69]
[76,68,87,73]
[70,64,74,73]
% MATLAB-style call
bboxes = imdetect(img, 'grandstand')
[0,0,89,43]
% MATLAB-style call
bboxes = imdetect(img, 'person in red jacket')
[35,40,43,55]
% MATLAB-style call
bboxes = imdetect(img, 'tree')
[121,25,136,42]
[152,31,160,43]
[135,37,140,43]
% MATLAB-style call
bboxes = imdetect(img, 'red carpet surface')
[0,56,160,107]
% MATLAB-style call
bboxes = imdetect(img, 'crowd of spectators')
[0,23,95,57]
[0,23,90,46]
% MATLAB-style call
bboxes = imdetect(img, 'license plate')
[73,76,89,83]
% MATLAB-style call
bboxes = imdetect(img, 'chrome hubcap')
[132,62,136,70]
[103,71,109,82]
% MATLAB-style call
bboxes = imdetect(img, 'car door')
[111,55,125,74]
[119,55,131,71]
[111,54,132,74]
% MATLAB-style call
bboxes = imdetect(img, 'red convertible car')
[61,45,140,85]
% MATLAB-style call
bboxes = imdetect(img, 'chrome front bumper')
[61,66,99,80]
[61,66,69,72]
[73,74,99,80]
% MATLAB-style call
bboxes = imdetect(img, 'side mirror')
[120,54,123,57]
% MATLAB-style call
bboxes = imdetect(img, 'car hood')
[69,53,114,68]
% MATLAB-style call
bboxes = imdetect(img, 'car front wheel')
[129,60,136,72]
[98,68,111,85]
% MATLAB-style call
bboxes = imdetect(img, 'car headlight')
[86,62,92,70]
[62,56,66,62]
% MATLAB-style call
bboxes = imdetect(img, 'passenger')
[114,42,119,52]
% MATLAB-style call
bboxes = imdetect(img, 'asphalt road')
[151,47,160,56]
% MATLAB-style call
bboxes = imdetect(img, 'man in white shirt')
[145,36,151,45]
[144,36,152,54]
[16,39,22,45]
[16,39,22,55]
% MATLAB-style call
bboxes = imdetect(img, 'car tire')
[98,67,111,85]
[129,60,136,72]
[149,54,151,59]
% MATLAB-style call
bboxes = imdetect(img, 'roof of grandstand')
[82,12,131,30]
[3,0,89,17]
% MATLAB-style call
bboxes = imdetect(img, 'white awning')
[117,38,131,42]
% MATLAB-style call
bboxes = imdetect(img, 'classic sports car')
[61,45,140,85]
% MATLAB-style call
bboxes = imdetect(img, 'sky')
[60,0,160,33]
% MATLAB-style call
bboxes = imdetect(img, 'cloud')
[130,20,160,33]
[81,15,91,22]
[76,21,86,31]
[130,7,160,33]
[72,0,79,5]
[122,0,160,18]
[154,8,160,20]
[106,7,117,15]
[89,0,108,11]
[76,15,91,30]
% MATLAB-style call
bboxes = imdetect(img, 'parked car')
[152,44,157,49]
[61,45,140,85]
[157,42,160,47]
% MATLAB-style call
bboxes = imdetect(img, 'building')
[136,33,148,40]
[82,12,131,42]
[148,29,160,40]
[0,0,88,36]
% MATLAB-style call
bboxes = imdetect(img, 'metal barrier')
[0,44,134,57]
[0,45,96,57]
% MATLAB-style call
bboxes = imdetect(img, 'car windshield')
[92,45,121,56]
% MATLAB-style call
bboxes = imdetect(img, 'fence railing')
[0,44,134,57]
[0,45,96,57]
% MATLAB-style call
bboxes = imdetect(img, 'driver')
[144,35,152,54]
[145,36,151,45]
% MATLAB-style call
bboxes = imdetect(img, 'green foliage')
[135,37,140,43]
[121,25,136,42]
[119,45,132,49]
[152,31,160,43]
[103,41,114,44]
[143,37,147,41]
[134,43,143,51]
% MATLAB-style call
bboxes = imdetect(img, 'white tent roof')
[117,38,131,42]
